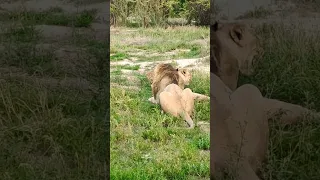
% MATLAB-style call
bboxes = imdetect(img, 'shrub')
[185,0,210,26]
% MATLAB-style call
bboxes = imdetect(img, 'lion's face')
[213,21,262,75]
[178,68,192,85]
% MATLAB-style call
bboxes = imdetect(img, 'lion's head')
[146,65,192,86]
[146,63,193,101]
[211,21,262,90]
[177,68,192,86]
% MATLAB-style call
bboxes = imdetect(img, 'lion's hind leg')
[180,88,195,128]
[159,90,180,117]
[263,98,320,125]
[193,92,210,101]
[180,88,195,117]
[159,84,195,128]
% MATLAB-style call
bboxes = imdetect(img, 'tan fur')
[146,63,209,128]
[211,21,320,179]
[146,65,191,86]
[146,71,154,84]
[149,63,192,102]
[211,21,262,91]
[159,84,196,128]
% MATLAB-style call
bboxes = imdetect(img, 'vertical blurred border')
[209,0,215,179]
[106,0,111,179]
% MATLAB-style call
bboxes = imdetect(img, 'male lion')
[210,21,320,179]
[146,63,210,128]
[211,20,262,91]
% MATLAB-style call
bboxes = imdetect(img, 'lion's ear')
[230,24,246,47]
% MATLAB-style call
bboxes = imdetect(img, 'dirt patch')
[35,25,74,39]
[91,22,108,40]
[110,27,139,35]
[191,39,209,47]
[111,56,210,73]
[116,36,152,46]
[110,56,209,96]
[198,121,210,133]
[111,83,140,91]
[34,25,102,42]
[128,49,191,58]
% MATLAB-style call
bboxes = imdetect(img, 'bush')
[110,0,211,27]
[185,0,210,26]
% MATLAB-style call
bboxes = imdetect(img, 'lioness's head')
[177,68,192,85]
[212,21,262,75]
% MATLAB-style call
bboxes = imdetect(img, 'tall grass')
[238,23,320,180]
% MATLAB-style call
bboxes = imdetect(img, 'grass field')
[238,23,320,179]
[0,2,108,179]
[110,26,209,62]
[110,26,210,179]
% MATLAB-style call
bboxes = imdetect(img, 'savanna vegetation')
[110,0,210,179]
[0,2,108,179]
[237,22,320,180]
[110,0,210,27]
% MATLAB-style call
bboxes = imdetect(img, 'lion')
[211,21,320,179]
[146,71,154,84]
[146,64,191,94]
[146,63,210,128]
[211,20,263,91]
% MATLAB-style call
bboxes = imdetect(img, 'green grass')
[2,26,40,42]
[237,23,320,179]
[0,25,58,76]
[180,45,202,58]
[115,65,140,70]
[110,71,210,179]
[0,7,107,179]
[110,26,210,179]
[110,53,128,61]
[110,26,209,62]
[0,9,97,27]
[290,0,320,10]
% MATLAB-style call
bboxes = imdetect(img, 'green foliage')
[0,9,96,27]
[185,0,210,26]
[110,0,132,26]
[166,0,186,18]
[110,26,210,179]
[110,0,211,27]
[111,0,169,27]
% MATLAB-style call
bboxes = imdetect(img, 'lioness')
[211,21,320,179]
[146,63,210,128]
[211,20,262,91]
